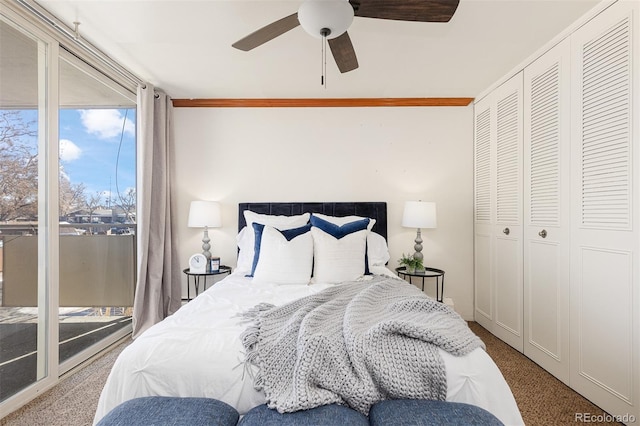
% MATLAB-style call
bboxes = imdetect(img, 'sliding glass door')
[0,4,136,415]
[57,55,135,372]
[0,15,52,404]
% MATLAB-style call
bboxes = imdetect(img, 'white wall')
[173,106,476,319]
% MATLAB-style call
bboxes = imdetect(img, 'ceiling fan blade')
[349,0,459,23]
[232,13,300,51]
[328,32,359,73]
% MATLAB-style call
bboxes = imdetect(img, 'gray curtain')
[132,84,181,339]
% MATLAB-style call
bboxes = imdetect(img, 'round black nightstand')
[182,266,231,301]
[395,266,445,302]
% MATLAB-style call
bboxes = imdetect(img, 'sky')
[58,108,136,208]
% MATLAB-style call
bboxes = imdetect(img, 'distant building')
[64,207,135,225]
[0,207,136,236]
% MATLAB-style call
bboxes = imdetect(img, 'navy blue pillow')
[247,222,312,277]
[310,215,372,275]
[310,215,370,238]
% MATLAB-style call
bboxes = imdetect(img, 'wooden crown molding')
[172,98,474,108]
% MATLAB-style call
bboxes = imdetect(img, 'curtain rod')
[15,0,146,90]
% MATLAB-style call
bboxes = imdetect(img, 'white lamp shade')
[298,0,354,39]
[402,201,437,229]
[188,201,222,228]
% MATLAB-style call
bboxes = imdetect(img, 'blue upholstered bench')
[95,397,240,426]
[367,400,504,426]
[97,397,504,426]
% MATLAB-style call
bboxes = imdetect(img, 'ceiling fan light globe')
[298,0,354,39]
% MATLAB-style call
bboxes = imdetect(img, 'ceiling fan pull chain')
[323,34,327,88]
[320,27,331,88]
[321,35,324,87]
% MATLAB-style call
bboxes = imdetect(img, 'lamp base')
[202,227,211,260]
[413,228,424,270]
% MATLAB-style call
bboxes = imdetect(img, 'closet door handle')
[538,229,547,238]
[503,227,510,235]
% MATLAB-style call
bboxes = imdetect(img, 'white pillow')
[311,213,388,269]
[368,232,390,267]
[252,224,313,285]
[310,215,370,283]
[236,211,311,274]
[236,226,251,273]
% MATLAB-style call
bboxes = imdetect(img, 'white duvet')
[94,269,524,425]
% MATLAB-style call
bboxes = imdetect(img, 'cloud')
[79,109,135,140]
[59,139,82,162]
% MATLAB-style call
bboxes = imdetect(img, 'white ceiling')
[34,0,601,100]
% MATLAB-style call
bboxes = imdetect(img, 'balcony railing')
[0,223,136,307]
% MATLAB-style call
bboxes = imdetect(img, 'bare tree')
[0,110,38,222]
[1,110,91,223]
[59,173,87,218]
[115,187,136,223]
[85,191,104,234]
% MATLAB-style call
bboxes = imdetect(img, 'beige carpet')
[0,324,623,425]
[0,338,131,426]
[469,323,621,426]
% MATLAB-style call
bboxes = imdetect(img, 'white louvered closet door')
[493,74,524,351]
[473,73,524,351]
[523,38,571,384]
[570,0,639,421]
[474,97,494,333]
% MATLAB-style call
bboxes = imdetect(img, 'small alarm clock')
[189,253,208,274]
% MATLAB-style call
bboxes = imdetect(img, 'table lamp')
[188,201,222,259]
[402,201,437,268]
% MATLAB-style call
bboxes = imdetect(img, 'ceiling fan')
[232,0,460,74]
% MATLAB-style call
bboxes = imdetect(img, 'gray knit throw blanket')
[240,276,485,415]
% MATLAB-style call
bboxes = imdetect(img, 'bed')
[93,202,524,425]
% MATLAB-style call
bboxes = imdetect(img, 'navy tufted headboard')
[238,202,388,240]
